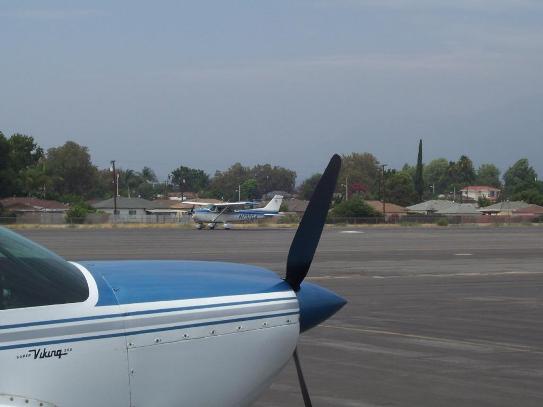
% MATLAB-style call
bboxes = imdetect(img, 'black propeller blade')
[293,348,313,407]
[285,154,341,291]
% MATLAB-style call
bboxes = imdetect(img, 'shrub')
[330,197,377,218]
[436,217,449,227]
[65,204,89,224]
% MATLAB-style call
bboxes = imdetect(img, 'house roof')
[460,185,500,192]
[92,197,153,210]
[478,201,530,212]
[365,200,407,214]
[435,203,479,215]
[406,200,456,213]
[285,198,309,213]
[513,204,543,215]
[0,197,69,212]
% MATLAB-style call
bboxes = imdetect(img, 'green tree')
[414,139,424,201]
[45,141,98,198]
[330,196,377,217]
[455,155,476,185]
[338,152,380,198]
[8,134,44,174]
[476,164,501,188]
[117,169,142,198]
[0,132,13,197]
[447,155,476,195]
[170,165,210,194]
[0,132,45,197]
[385,171,417,207]
[512,188,543,206]
[140,166,157,183]
[89,169,115,199]
[401,163,416,179]
[298,173,322,200]
[251,164,296,196]
[136,182,158,200]
[207,163,251,199]
[240,179,258,200]
[423,158,449,196]
[477,196,492,207]
[503,159,538,197]
[20,164,52,197]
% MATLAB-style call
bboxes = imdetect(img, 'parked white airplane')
[0,155,343,407]
[189,195,283,229]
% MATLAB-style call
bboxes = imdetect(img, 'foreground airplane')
[0,155,344,407]
[189,194,283,229]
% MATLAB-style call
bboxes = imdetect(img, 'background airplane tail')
[262,195,283,212]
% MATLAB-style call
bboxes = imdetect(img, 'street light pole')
[381,164,388,221]
[110,160,117,216]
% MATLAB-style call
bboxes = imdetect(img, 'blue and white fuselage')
[191,195,283,229]
[0,259,345,407]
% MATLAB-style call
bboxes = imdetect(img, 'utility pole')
[110,160,117,216]
[381,164,388,222]
[345,176,349,201]
[238,184,241,201]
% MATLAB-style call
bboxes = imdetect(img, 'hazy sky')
[1,0,542,182]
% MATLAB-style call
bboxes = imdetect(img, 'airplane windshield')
[0,227,89,310]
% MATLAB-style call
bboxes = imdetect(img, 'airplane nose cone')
[296,282,347,333]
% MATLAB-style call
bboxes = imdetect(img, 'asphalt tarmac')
[17,226,543,407]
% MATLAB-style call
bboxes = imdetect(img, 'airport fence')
[0,213,193,225]
[326,214,543,225]
[0,214,541,226]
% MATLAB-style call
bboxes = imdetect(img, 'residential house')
[478,201,530,216]
[460,186,500,202]
[92,197,152,217]
[365,201,407,219]
[284,198,308,215]
[406,200,457,215]
[435,203,479,216]
[0,197,69,213]
[512,204,543,217]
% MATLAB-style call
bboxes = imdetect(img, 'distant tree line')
[1,131,542,207]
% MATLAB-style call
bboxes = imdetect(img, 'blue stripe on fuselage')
[0,311,298,351]
[0,297,295,330]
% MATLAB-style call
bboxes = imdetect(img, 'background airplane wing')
[214,201,253,207]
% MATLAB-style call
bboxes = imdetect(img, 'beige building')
[460,186,500,202]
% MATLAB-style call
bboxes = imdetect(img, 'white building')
[460,186,500,202]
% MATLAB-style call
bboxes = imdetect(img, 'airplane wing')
[214,201,253,207]
[183,201,252,207]
[183,201,214,206]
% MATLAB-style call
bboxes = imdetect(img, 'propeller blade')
[285,154,341,291]
[293,348,313,407]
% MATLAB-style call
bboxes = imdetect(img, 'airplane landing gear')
[196,223,204,230]
[207,223,216,230]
